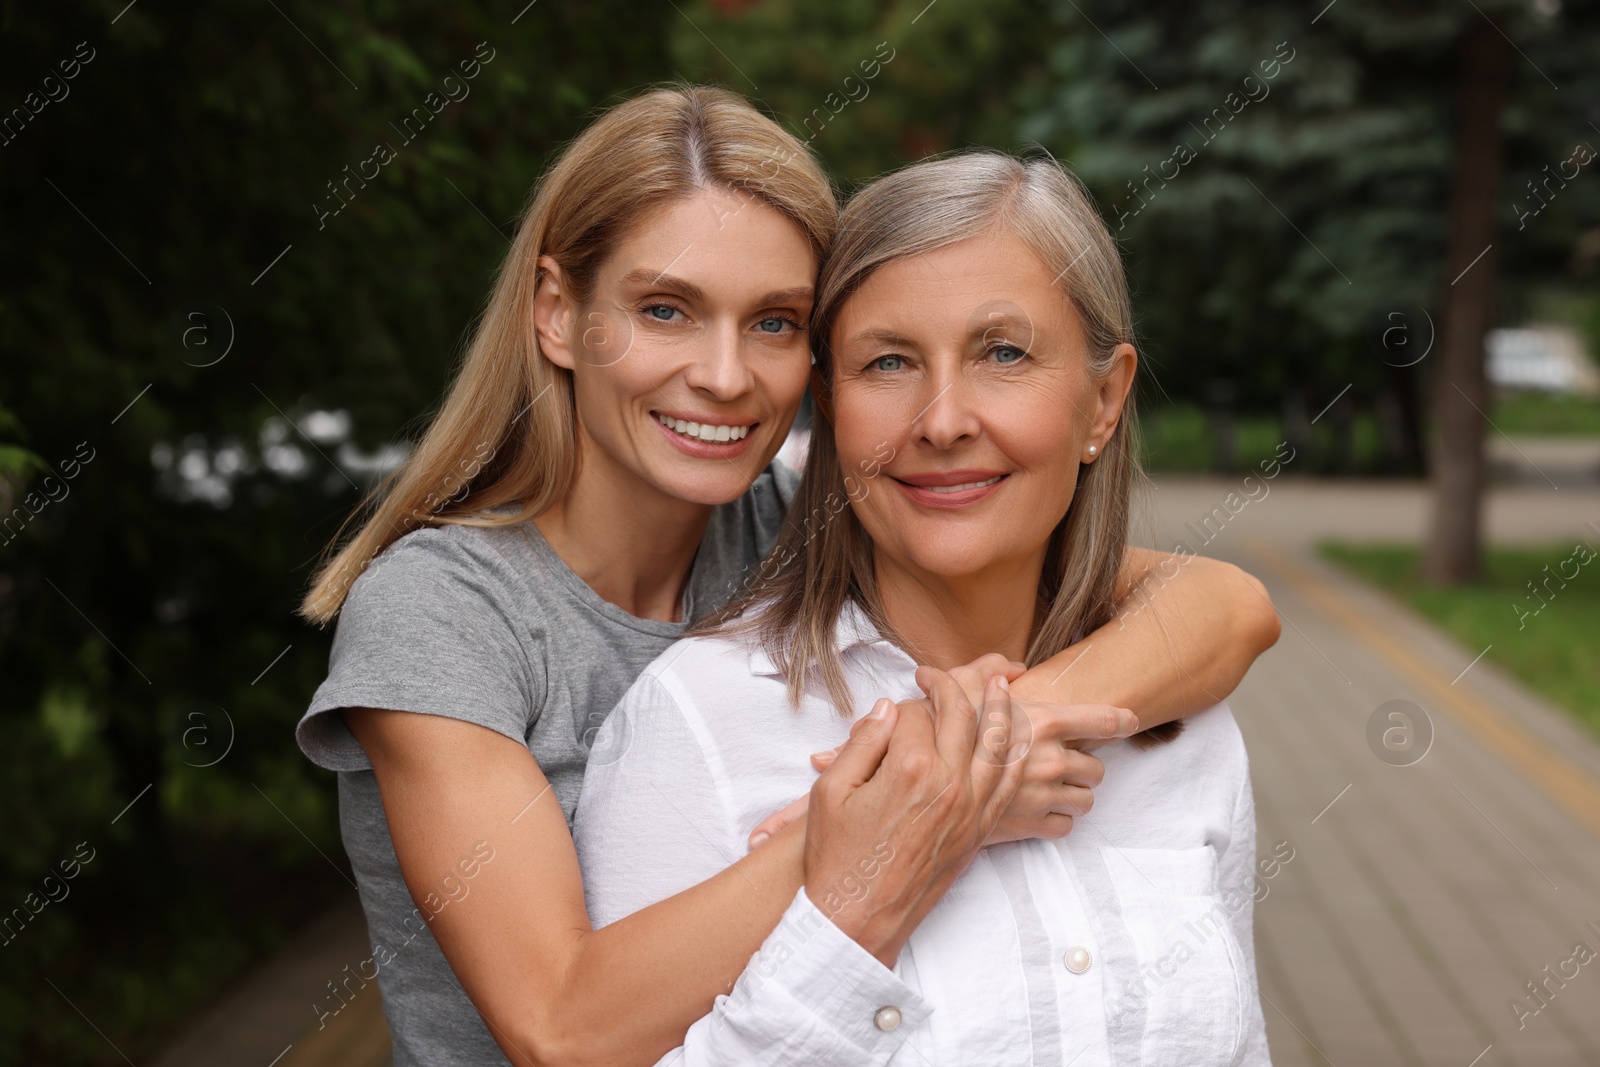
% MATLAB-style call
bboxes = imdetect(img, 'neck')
[874,550,1047,670]
[533,428,713,623]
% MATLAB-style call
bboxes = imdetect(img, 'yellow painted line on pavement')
[1244,537,1600,842]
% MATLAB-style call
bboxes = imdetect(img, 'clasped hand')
[749,653,1139,851]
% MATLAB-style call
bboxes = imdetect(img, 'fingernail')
[997,677,1009,692]
[811,749,836,763]
[750,832,770,848]
[868,698,892,719]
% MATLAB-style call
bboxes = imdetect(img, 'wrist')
[802,883,909,966]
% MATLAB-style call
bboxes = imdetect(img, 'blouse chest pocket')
[1100,845,1248,1067]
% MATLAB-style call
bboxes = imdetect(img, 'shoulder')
[1170,700,1247,768]
[718,459,800,529]
[612,630,774,735]
[767,457,803,509]
[301,522,549,772]
[1102,700,1249,783]
[338,520,543,625]
[643,630,767,705]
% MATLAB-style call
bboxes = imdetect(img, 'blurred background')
[3,1,1598,1064]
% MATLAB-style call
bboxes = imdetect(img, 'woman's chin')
[662,474,760,507]
[891,545,1018,582]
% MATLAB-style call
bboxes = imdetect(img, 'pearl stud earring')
[1086,444,1098,457]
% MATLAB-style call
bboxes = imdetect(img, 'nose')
[682,319,755,401]
[912,369,981,450]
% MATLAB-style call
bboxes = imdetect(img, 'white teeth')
[926,476,1004,493]
[654,412,752,443]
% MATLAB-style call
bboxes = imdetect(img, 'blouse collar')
[744,599,907,678]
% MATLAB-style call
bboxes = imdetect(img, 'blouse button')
[874,1005,903,1032]
[1064,946,1093,974]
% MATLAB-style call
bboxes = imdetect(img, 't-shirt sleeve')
[296,529,540,772]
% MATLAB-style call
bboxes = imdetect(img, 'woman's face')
[536,188,817,507]
[828,229,1135,582]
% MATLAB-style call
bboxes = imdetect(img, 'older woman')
[576,152,1271,1065]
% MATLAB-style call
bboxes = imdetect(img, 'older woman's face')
[828,230,1134,582]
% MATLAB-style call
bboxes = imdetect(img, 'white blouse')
[575,603,1272,1066]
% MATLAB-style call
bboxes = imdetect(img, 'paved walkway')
[1138,475,1600,1067]
[151,897,392,1067]
[157,476,1600,1067]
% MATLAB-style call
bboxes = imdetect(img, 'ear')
[533,255,576,371]
[1085,343,1137,459]
[809,365,834,426]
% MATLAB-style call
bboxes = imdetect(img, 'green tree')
[670,0,1053,185]
[0,3,670,1060]
[1018,0,1600,579]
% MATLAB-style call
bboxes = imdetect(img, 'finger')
[821,699,898,788]
[813,714,876,770]
[1035,812,1075,840]
[1050,783,1095,818]
[971,674,1018,812]
[973,674,1019,769]
[748,793,809,850]
[977,682,1027,834]
[949,654,1028,708]
[918,665,980,766]
[1054,748,1106,790]
[947,667,985,711]
[1039,703,1139,744]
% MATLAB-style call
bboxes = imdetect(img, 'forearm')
[657,887,931,1067]
[1013,548,1279,730]
[530,823,806,1067]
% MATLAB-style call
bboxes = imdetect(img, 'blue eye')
[757,317,790,334]
[991,345,1027,364]
[644,304,682,322]
[870,355,906,372]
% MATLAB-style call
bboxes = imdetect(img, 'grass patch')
[1320,541,1600,738]
[1138,403,1399,474]
[1139,405,1287,473]
[1491,391,1600,436]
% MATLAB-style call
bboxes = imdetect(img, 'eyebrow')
[842,327,921,350]
[619,270,814,309]
[620,269,707,303]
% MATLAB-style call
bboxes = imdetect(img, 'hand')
[746,656,1130,850]
[745,656,1028,849]
[800,668,1025,966]
[797,702,1136,848]
[946,652,1029,710]
[985,700,1138,843]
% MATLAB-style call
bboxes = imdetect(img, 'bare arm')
[1012,547,1279,729]
[346,677,1017,1067]
[346,708,805,1067]
[751,549,1277,849]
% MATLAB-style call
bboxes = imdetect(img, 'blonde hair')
[301,85,836,623]
[703,151,1177,744]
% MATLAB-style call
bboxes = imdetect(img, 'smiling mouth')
[907,475,1005,493]
[652,412,754,443]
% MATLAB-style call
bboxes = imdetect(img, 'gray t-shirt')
[296,462,799,1067]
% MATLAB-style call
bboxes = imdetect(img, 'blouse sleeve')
[1220,753,1272,1067]
[575,672,931,1066]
